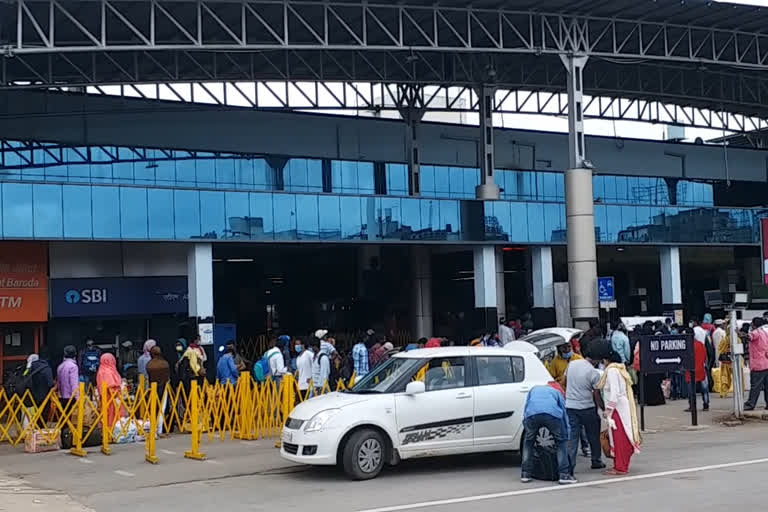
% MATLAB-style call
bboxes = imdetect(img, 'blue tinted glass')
[254,160,272,190]
[307,159,322,192]
[421,199,439,233]
[464,169,480,198]
[339,196,363,239]
[273,194,297,239]
[554,173,564,201]
[200,191,225,239]
[433,166,450,196]
[176,160,196,186]
[421,165,436,197]
[89,162,113,183]
[120,187,148,239]
[386,164,408,196]
[1,183,32,237]
[357,162,375,195]
[225,191,251,240]
[62,185,92,238]
[234,159,254,189]
[111,162,134,185]
[33,184,63,238]
[340,161,358,193]
[439,200,461,239]
[174,189,201,239]
[361,197,379,241]
[543,203,563,242]
[401,198,422,234]
[155,159,176,186]
[593,205,607,243]
[196,160,215,187]
[296,194,319,240]
[486,201,510,242]
[249,192,274,240]
[526,203,545,242]
[449,167,463,198]
[148,188,174,239]
[379,197,402,240]
[606,205,625,243]
[92,186,120,238]
[216,159,235,188]
[133,158,156,186]
[507,202,526,242]
[318,195,341,240]
[285,159,308,192]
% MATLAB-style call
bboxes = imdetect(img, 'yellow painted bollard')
[70,383,87,457]
[100,382,111,455]
[145,382,159,464]
[184,381,206,460]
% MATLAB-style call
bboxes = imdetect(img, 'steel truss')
[0,139,247,170]
[73,80,768,133]
[5,0,768,70]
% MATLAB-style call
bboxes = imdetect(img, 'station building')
[1,89,767,376]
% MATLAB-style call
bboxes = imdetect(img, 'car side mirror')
[405,381,425,395]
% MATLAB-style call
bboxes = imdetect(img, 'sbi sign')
[65,288,108,304]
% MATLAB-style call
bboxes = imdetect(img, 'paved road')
[0,397,765,512]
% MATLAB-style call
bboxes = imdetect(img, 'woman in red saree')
[598,350,642,475]
[96,353,124,428]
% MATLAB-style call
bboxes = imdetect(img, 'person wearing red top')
[745,318,768,411]
[685,325,710,412]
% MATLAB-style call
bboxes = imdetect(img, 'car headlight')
[304,409,341,433]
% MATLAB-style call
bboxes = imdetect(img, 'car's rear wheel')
[342,429,385,480]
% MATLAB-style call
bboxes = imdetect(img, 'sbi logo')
[65,289,108,304]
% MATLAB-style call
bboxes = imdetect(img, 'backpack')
[253,350,279,382]
[83,348,101,374]
[5,364,45,397]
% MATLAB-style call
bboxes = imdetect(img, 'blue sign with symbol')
[598,277,615,302]
[51,276,188,318]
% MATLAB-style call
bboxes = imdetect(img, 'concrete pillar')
[410,246,433,339]
[660,247,682,321]
[187,243,213,320]
[474,245,499,332]
[495,246,506,320]
[403,110,423,196]
[562,54,598,327]
[476,85,500,200]
[532,247,554,308]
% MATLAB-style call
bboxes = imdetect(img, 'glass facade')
[0,140,761,245]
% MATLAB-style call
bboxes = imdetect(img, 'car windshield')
[347,357,425,394]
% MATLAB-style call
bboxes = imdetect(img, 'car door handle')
[455,393,472,399]
[518,387,531,393]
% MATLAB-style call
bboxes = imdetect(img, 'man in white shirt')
[712,320,726,361]
[265,337,288,385]
[499,318,516,346]
[295,338,314,397]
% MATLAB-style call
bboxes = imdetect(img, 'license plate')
[282,430,293,443]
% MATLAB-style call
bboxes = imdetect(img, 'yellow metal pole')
[184,381,206,460]
[70,382,87,457]
[100,382,111,455]
[145,382,159,464]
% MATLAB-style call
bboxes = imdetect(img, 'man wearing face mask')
[295,337,314,399]
[549,342,582,389]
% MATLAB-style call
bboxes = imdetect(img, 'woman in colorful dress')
[598,350,642,475]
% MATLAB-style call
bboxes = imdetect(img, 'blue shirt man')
[217,346,240,385]
[521,384,574,484]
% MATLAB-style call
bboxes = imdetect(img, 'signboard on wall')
[50,276,187,317]
[0,242,48,322]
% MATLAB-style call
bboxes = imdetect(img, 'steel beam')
[5,0,768,72]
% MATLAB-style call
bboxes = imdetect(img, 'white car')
[280,346,554,480]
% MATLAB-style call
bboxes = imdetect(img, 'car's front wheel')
[342,429,386,480]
